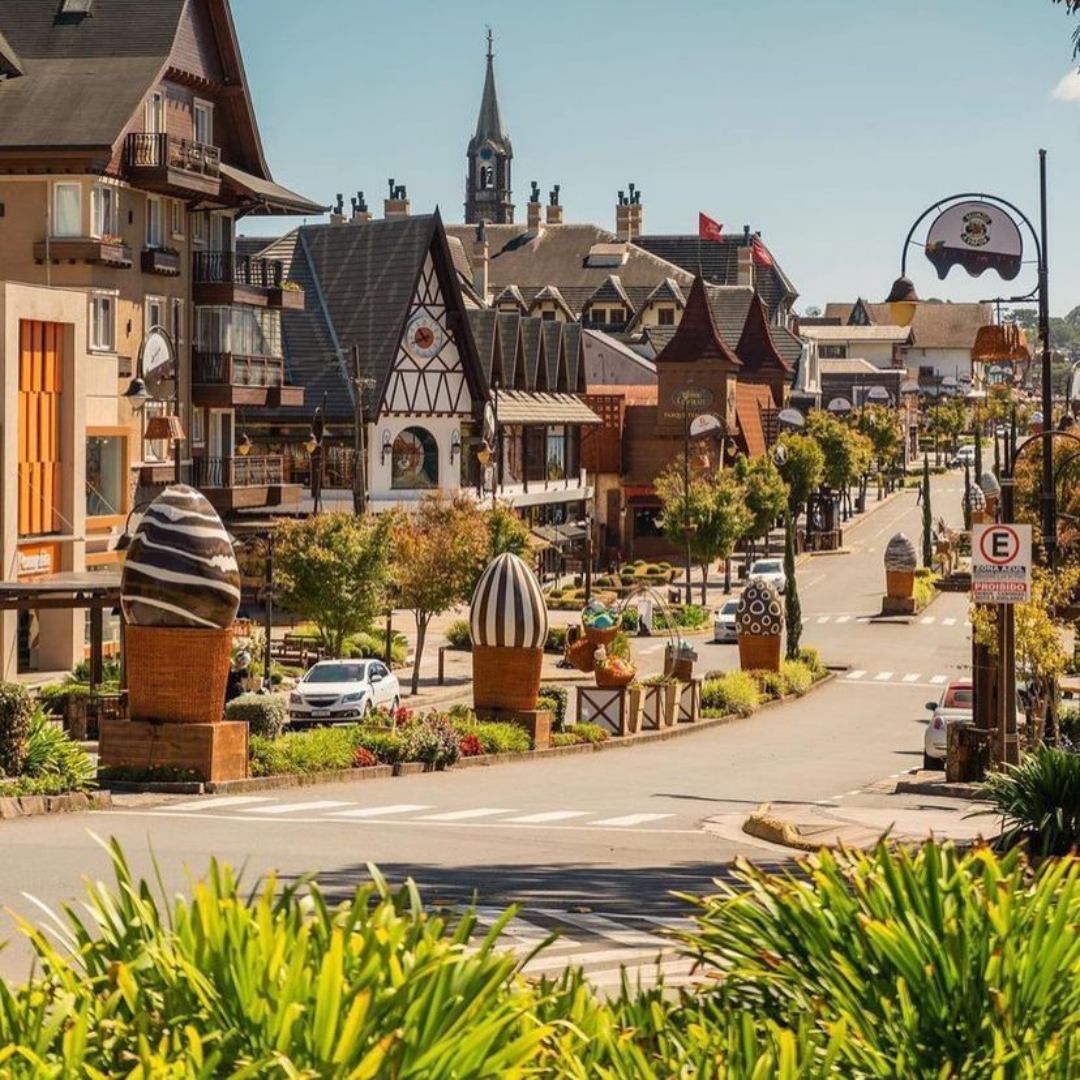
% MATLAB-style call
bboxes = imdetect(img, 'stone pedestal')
[475,707,552,749]
[882,595,917,615]
[99,719,249,782]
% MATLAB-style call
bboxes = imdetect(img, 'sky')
[232,0,1080,316]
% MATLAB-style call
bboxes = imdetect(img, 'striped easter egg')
[120,485,241,629]
[469,552,548,649]
[979,471,1001,497]
[884,533,917,572]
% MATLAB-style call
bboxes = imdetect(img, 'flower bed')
[700,650,827,720]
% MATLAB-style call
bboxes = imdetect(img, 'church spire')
[473,28,509,148]
[465,29,514,225]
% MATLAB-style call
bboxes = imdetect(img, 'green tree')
[784,509,801,660]
[736,453,789,559]
[481,502,532,587]
[926,398,968,457]
[656,460,751,604]
[806,412,860,494]
[857,404,902,476]
[963,464,973,532]
[776,433,824,522]
[274,512,393,658]
[922,455,933,569]
[392,493,490,695]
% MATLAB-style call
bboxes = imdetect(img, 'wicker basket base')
[738,633,781,673]
[125,624,232,724]
[885,569,915,600]
[473,645,543,712]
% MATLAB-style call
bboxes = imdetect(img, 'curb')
[894,777,984,800]
[0,790,112,821]
[742,803,824,852]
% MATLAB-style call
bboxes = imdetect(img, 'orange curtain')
[18,320,63,536]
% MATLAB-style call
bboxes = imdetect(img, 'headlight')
[289,691,303,705]
[340,692,364,704]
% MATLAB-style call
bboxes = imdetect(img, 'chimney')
[527,180,543,231]
[472,220,489,303]
[546,184,563,225]
[330,193,346,226]
[737,225,754,287]
[615,183,642,241]
[384,178,410,218]
[351,190,372,223]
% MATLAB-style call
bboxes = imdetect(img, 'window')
[89,294,115,351]
[85,431,128,520]
[541,310,556,322]
[193,99,214,146]
[658,307,676,326]
[633,506,664,539]
[170,200,184,239]
[546,425,566,481]
[145,90,165,135]
[190,407,205,446]
[91,185,118,240]
[191,211,207,245]
[52,182,82,237]
[171,298,184,345]
[391,426,438,490]
[145,296,165,333]
[195,305,281,357]
[819,344,848,359]
[146,197,163,248]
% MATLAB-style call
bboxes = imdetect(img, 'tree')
[963,464,973,532]
[926,398,968,457]
[736,453,789,559]
[922,455,933,569]
[274,512,394,658]
[974,423,984,482]
[392,493,490,694]
[806,412,871,515]
[1048,1,1080,58]
[655,460,751,604]
[480,502,532,587]
[784,509,801,660]
[776,433,824,522]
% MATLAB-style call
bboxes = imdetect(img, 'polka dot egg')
[736,580,783,638]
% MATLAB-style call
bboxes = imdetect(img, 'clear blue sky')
[233,0,1080,315]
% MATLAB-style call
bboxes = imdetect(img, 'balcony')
[191,455,300,512]
[192,351,304,409]
[141,246,182,276]
[124,133,221,198]
[32,236,133,268]
[192,251,302,309]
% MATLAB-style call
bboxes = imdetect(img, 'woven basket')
[566,636,598,673]
[738,633,781,674]
[473,645,543,711]
[125,624,233,724]
[595,665,636,689]
[583,623,618,647]
[885,569,915,600]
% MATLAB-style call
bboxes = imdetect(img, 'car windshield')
[720,601,739,615]
[943,687,973,708]
[305,663,365,684]
[754,561,782,574]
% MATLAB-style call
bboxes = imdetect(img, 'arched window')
[391,427,439,490]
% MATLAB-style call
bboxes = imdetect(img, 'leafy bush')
[754,670,785,700]
[353,727,406,765]
[403,713,459,767]
[653,604,709,630]
[544,626,568,654]
[1060,705,1080,746]
[701,671,760,718]
[537,685,568,731]
[0,682,34,776]
[37,682,97,717]
[980,746,1080,855]
[224,692,289,738]
[69,659,121,685]
[250,726,356,776]
[547,587,564,599]
[17,710,95,792]
[797,645,827,678]
[453,719,531,755]
[620,608,640,633]
[568,721,609,745]
[457,732,484,757]
[551,732,580,748]
[444,618,473,650]
[913,567,940,611]
[352,746,378,769]
[779,659,813,697]
[344,630,408,666]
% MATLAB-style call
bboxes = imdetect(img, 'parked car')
[922,677,1025,770]
[748,558,786,594]
[288,659,399,725]
[713,599,740,643]
[951,445,977,468]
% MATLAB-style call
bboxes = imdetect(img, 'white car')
[951,446,977,468]
[288,659,400,725]
[922,678,1024,770]
[713,599,739,643]
[748,558,786,594]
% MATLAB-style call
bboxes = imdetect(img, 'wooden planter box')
[268,286,305,310]
[141,247,182,275]
[577,685,640,736]
[99,719,248,782]
[676,679,701,724]
[640,681,677,730]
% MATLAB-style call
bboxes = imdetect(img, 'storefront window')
[391,427,438,490]
[547,425,566,480]
[633,506,664,538]
[86,433,127,519]
[504,425,524,484]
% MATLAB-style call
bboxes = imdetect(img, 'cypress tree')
[974,423,983,483]
[784,508,802,660]
[921,455,933,568]
[963,464,973,532]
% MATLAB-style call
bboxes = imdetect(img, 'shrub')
[249,726,356,776]
[544,626,568,654]
[444,618,473,650]
[403,712,459,767]
[643,563,662,575]
[16,709,95,792]
[224,692,289,738]
[701,671,760,718]
[653,605,709,630]
[69,659,121,685]
[779,659,813,697]
[754,670,785,700]
[620,608,640,633]
[353,727,406,765]
[37,682,97,717]
[0,682,34,776]
[474,722,531,754]
[593,575,614,588]
[547,587,564,599]
[352,746,378,769]
[980,746,1080,856]
[457,732,484,757]
[537,685,568,731]
[569,721,609,745]
[797,645,827,678]
[551,732,580,748]
[1060,706,1080,746]
[344,630,408,666]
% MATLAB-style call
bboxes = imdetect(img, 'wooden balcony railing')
[192,251,285,289]
[124,133,221,178]
[193,352,286,388]
[191,455,285,489]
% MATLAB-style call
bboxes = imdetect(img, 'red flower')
[457,733,483,758]
[353,747,378,769]
[394,706,414,727]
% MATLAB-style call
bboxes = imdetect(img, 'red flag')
[698,212,724,242]
[751,236,773,267]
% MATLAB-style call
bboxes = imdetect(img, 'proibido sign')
[971,523,1032,604]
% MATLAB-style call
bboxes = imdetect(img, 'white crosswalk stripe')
[816,616,830,624]
[902,673,921,682]
[844,670,953,687]
[847,670,867,680]
[329,804,433,819]
[418,807,516,822]
[505,810,592,824]
[874,671,893,681]
[835,615,851,624]
[942,617,957,626]
[931,674,948,684]
[244,800,354,815]
[590,813,673,827]
[921,616,936,625]
[165,796,273,812]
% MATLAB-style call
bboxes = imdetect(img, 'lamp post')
[305,403,326,514]
[124,326,184,485]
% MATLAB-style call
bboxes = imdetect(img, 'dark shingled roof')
[542,320,564,391]
[736,292,793,375]
[563,322,585,392]
[468,309,500,386]
[497,312,520,386]
[585,275,635,313]
[522,318,544,390]
[655,277,741,368]
[494,283,527,312]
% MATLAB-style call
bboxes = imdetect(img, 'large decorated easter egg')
[120,485,241,629]
[964,484,987,512]
[469,552,548,649]
[736,580,783,638]
[884,533,917,573]
[979,471,1001,498]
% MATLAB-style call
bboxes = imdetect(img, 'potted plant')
[640,673,677,730]
[664,638,698,681]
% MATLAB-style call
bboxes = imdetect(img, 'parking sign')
[971,524,1032,604]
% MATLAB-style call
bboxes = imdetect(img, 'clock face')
[479,146,494,161]
[407,313,444,362]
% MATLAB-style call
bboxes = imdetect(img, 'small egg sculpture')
[470,552,549,712]
[979,471,1001,498]
[965,483,987,517]
[736,579,783,672]
[121,485,241,630]
[884,532,917,600]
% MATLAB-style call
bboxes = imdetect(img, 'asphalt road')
[0,473,972,984]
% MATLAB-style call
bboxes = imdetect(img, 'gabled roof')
[823,300,993,350]
[494,283,528,312]
[563,323,585,393]
[655,276,741,367]
[531,284,575,320]
[468,309,501,386]
[644,277,687,307]
[736,292,793,375]
[585,275,635,313]
[522,318,545,391]
[497,312,520,387]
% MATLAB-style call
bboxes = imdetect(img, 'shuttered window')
[18,320,64,537]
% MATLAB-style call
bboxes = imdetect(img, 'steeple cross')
[486,26,493,60]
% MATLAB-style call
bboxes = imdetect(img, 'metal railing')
[192,251,285,289]
[124,133,221,178]
[191,455,285,489]
[193,352,286,388]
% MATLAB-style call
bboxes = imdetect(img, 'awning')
[531,523,587,547]
[623,484,655,499]
[496,391,602,426]
[220,163,328,217]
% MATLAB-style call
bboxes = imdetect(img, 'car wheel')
[363,701,373,719]
[922,752,941,771]
[392,696,400,712]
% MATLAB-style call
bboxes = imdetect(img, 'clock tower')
[465,30,514,225]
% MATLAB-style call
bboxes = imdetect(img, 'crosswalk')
[843,669,956,688]
[800,613,971,628]
[135,796,685,832]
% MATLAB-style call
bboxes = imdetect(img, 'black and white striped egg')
[120,485,241,629]
[884,533,917,572]
[979,471,1001,498]
[469,552,548,648]
[736,580,783,638]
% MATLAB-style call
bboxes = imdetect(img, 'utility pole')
[683,404,692,606]
[351,345,366,514]
[1037,149,1055,568]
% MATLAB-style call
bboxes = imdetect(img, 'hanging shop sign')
[925,201,1022,281]
[971,523,1032,604]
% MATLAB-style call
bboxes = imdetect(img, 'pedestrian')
[226,649,252,702]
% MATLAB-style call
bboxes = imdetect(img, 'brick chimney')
[615,183,642,241]
[351,191,372,223]
[472,220,489,303]
[737,225,754,287]
[527,180,542,231]
[330,193,346,226]
[546,184,563,225]
[384,178,410,218]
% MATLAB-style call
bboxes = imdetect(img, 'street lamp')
[124,326,184,485]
